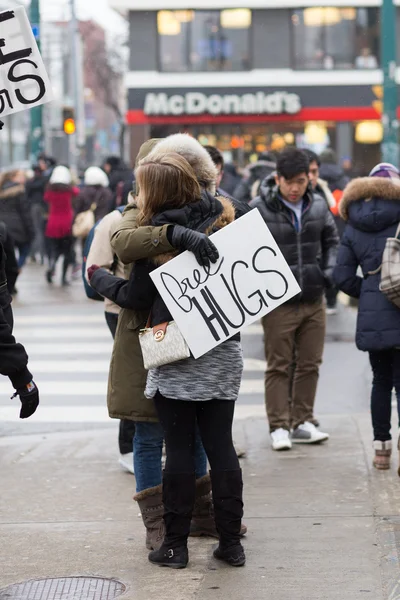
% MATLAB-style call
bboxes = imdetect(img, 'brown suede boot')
[190,475,247,538]
[373,440,392,470]
[134,484,165,550]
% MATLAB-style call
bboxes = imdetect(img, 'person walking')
[44,166,79,285]
[0,170,34,269]
[250,148,338,451]
[234,151,276,204]
[26,163,49,264]
[90,147,245,569]
[85,200,136,473]
[303,149,340,315]
[334,163,400,472]
[75,167,113,224]
[102,156,134,209]
[0,222,19,295]
[204,145,250,219]
[0,237,39,419]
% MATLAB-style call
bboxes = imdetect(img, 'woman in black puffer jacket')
[334,163,400,472]
[0,170,34,268]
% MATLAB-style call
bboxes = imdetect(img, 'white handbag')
[72,202,97,239]
[139,319,190,370]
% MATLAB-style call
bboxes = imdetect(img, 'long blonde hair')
[136,152,201,226]
[0,170,21,189]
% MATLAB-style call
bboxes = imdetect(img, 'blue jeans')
[134,421,207,493]
[16,242,31,268]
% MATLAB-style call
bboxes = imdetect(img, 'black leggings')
[369,350,400,441]
[153,392,239,473]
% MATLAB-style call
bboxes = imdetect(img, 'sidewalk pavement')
[1,412,400,600]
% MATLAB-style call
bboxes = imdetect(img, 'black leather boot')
[148,471,196,569]
[211,469,246,567]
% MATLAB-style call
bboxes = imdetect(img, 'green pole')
[29,0,43,162]
[381,0,399,166]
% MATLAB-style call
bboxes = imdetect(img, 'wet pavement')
[0,265,399,599]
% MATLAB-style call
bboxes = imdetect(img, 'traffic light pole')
[29,0,43,163]
[68,0,78,172]
[381,0,399,166]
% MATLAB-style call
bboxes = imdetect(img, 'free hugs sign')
[0,7,52,119]
[150,209,301,359]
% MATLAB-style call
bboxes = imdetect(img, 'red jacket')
[44,186,79,238]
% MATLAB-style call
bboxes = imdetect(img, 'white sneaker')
[271,428,292,451]
[118,452,134,474]
[291,422,329,444]
[326,307,338,316]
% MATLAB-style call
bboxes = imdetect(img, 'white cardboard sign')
[0,7,53,118]
[150,209,301,359]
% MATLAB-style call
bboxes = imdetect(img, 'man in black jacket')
[0,241,39,418]
[250,148,338,451]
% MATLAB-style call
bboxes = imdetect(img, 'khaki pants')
[262,300,325,432]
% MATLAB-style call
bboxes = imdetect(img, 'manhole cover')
[0,577,126,600]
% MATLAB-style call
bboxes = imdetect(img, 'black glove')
[12,381,39,419]
[171,226,219,268]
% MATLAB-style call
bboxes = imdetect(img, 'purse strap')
[368,220,400,276]
[143,313,169,341]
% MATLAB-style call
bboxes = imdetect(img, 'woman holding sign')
[89,143,245,570]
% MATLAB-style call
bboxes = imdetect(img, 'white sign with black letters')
[150,209,301,359]
[0,7,52,118]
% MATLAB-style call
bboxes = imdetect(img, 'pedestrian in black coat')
[334,163,400,470]
[0,222,19,294]
[0,170,34,268]
[250,148,338,451]
[0,240,39,418]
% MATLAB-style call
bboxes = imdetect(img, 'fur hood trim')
[133,483,162,502]
[152,196,235,267]
[144,133,218,195]
[340,177,400,220]
[0,183,24,199]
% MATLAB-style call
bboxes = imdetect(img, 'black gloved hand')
[171,226,219,268]
[12,381,39,419]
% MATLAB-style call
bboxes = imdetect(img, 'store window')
[157,9,252,72]
[292,7,379,70]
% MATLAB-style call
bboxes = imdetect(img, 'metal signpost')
[381,0,399,166]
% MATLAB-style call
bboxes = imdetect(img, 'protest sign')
[150,209,301,359]
[0,7,52,120]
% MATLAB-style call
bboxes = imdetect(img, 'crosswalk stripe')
[14,328,112,339]
[15,315,105,325]
[0,403,266,423]
[26,358,266,374]
[28,361,112,373]
[22,343,112,355]
[0,378,264,396]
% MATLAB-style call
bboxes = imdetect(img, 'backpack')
[369,223,400,308]
[82,206,125,301]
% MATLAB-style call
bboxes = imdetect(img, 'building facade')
[111,0,400,173]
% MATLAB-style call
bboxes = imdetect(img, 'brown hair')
[136,152,201,226]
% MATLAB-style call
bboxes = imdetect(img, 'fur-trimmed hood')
[340,176,400,233]
[340,177,400,219]
[143,133,218,195]
[0,183,24,200]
